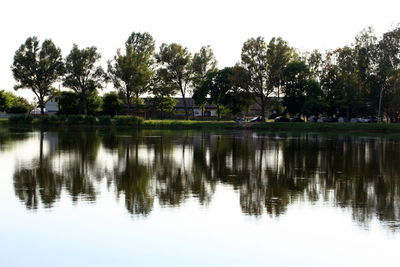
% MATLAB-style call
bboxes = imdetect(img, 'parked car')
[290,117,305,122]
[317,117,338,123]
[250,116,264,122]
[366,116,378,123]
[274,116,290,122]
[350,117,367,123]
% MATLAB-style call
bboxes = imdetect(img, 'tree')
[108,32,155,111]
[241,37,291,120]
[150,77,177,119]
[0,90,15,112]
[282,61,326,117]
[282,61,309,116]
[191,46,217,117]
[63,44,104,115]
[191,45,217,87]
[58,91,101,115]
[11,37,64,115]
[377,26,400,121]
[0,90,32,114]
[102,92,121,116]
[58,91,81,115]
[151,96,177,119]
[156,43,192,120]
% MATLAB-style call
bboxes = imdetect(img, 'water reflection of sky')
[0,129,400,267]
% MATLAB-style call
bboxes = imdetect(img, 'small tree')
[11,37,64,115]
[0,90,33,114]
[156,43,192,120]
[63,44,104,115]
[150,77,177,119]
[102,92,121,116]
[191,45,217,117]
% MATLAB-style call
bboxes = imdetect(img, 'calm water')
[0,127,400,267]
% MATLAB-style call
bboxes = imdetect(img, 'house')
[173,98,218,117]
[45,96,59,115]
[31,96,59,115]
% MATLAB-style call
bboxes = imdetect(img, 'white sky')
[1,0,399,100]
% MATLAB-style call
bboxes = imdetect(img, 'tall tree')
[191,45,217,88]
[11,37,64,115]
[377,26,400,121]
[63,44,104,115]
[241,37,291,120]
[108,32,155,111]
[191,46,217,117]
[156,43,192,120]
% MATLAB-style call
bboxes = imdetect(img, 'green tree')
[63,44,104,115]
[282,61,309,116]
[151,96,177,119]
[377,26,400,121]
[150,77,177,119]
[191,46,217,117]
[102,92,121,116]
[0,90,32,114]
[108,32,155,111]
[11,37,64,115]
[191,45,217,87]
[283,61,326,117]
[58,91,101,115]
[241,37,291,120]
[156,43,192,120]
[58,91,80,115]
[0,90,15,112]
[8,96,33,114]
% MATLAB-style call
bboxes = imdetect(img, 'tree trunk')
[182,96,189,120]
[126,94,131,115]
[378,88,384,122]
[82,96,87,115]
[217,105,220,121]
[39,98,45,115]
[260,96,266,122]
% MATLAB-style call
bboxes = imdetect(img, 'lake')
[0,127,399,267]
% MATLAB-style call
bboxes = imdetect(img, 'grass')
[7,115,144,127]
[142,120,400,133]
[3,115,400,133]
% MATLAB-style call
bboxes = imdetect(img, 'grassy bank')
[143,120,400,133]
[6,115,144,127]
[3,115,400,133]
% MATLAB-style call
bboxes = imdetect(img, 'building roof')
[173,98,217,109]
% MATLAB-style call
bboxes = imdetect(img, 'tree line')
[8,26,400,121]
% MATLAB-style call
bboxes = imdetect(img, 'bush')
[114,115,144,126]
[8,115,34,124]
[37,115,67,125]
[98,116,112,125]
[67,115,97,125]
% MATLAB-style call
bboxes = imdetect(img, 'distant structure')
[45,96,59,115]
[30,96,59,115]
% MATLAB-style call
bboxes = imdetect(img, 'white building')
[45,96,59,115]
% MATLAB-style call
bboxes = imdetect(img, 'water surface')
[0,128,399,266]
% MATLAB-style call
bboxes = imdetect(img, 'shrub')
[114,115,144,126]
[67,115,97,125]
[98,116,112,125]
[8,115,34,124]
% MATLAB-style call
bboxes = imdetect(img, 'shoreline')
[2,117,400,133]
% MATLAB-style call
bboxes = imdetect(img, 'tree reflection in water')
[9,129,400,230]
